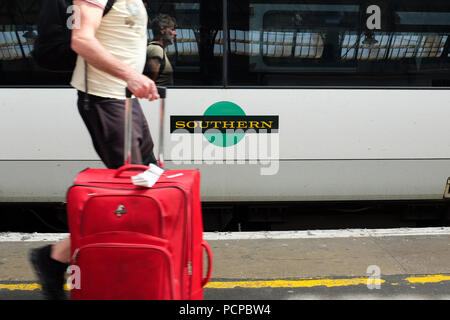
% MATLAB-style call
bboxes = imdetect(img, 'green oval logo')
[203,101,246,147]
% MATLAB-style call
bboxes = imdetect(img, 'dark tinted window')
[0,0,71,85]
[227,0,450,87]
[0,0,222,86]
[2,0,449,88]
[146,0,223,86]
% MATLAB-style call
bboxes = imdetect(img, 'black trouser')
[77,91,157,169]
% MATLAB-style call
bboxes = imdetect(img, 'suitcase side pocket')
[81,194,164,237]
[70,240,176,300]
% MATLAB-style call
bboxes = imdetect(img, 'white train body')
[1,0,449,202]
[1,88,449,202]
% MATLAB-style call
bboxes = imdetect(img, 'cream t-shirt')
[70,0,148,99]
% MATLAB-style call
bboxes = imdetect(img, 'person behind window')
[145,14,177,85]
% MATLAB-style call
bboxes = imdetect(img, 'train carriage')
[0,0,449,205]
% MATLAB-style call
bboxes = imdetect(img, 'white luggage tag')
[131,164,165,188]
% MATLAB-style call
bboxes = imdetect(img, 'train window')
[145,0,223,86]
[2,0,449,88]
[227,0,450,87]
[0,0,223,86]
[0,0,71,85]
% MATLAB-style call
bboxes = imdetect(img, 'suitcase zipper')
[143,185,193,298]
[80,194,165,238]
[72,243,172,264]
[71,184,193,298]
[71,243,176,299]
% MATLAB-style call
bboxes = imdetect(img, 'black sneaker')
[29,245,69,300]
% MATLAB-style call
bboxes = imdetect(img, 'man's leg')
[29,237,70,300]
[51,237,71,263]
[78,93,156,168]
[77,91,125,169]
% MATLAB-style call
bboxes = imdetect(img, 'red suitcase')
[67,87,212,300]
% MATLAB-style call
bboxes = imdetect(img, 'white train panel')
[0,88,449,202]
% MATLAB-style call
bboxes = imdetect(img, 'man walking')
[29,0,159,300]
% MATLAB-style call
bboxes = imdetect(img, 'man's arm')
[71,0,158,100]
[146,57,162,81]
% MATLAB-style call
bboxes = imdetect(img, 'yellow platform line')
[0,283,42,291]
[405,274,450,284]
[1,274,449,291]
[205,278,385,289]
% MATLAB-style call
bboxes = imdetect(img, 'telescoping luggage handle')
[124,87,167,168]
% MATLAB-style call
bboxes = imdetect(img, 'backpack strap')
[103,0,116,16]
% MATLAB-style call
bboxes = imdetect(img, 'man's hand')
[126,71,159,101]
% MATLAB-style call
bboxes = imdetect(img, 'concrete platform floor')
[0,228,449,283]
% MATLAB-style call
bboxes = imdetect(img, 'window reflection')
[0,25,37,60]
[229,1,450,86]
[0,0,222,86]
[1,0,449,87]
